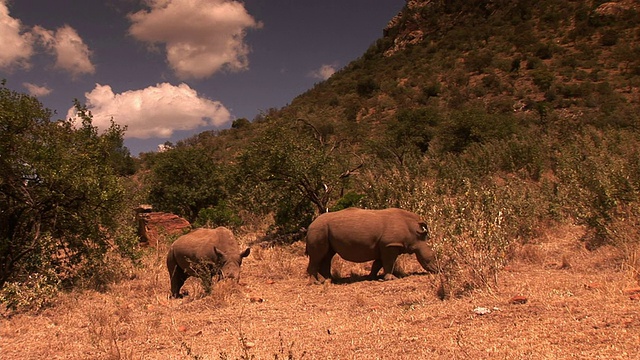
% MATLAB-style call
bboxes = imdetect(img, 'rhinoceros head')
[214,247,251,281]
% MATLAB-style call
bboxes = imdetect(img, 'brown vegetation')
[2,224,639,359]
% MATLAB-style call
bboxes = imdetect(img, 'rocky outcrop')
[595,1,638,17]
[383,0,427,57]
[136,205,191,246]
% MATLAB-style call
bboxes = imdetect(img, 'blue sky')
[0,0,405,155]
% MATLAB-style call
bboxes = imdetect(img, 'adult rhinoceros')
[167,227,250,298]
[305,207,437,283]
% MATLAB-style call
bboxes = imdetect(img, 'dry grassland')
[1,224,639,359]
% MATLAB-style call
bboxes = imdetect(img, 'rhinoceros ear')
[417,222,430,239]
[214,247,225,259]
[241,247,250,258]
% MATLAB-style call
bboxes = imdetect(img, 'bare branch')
[296,118,325,146]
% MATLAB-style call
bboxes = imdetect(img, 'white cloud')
[23,82,52,97]
[32,25,95,78]
[309,64,337,80]
[128,0,262,79]
[0,0,33,69]
[67,83,232,139]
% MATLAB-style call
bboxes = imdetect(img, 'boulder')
[136,205,191,246]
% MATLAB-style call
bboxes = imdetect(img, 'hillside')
[152,0,640,152]
[160,0,640,185]
[282,0,639,131]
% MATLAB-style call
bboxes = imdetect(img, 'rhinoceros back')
[170,228,235,272]
[321,208,388,262]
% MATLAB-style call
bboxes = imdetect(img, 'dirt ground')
[1,224,639,359]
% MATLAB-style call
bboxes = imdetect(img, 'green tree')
[147,145,230,222]
[439,107,519,153]
[0,86,139,293]
[236,118,359,236]
[372,108,440,166]
[231,117,251,129]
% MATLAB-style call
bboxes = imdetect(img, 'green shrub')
[356,77,379,97]
[330,192,364,212]
[439,108,519,153]
[600,29,618,46]
[195,202,243,228]
[532,68,555,91]
[465,49,494,73]
[554,128,640,249]
[0,272,60,312]
[525,56,542,70]
[534,43,554,60]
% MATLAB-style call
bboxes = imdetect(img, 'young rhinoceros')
[306,207,437,283]
[166,227,250,298]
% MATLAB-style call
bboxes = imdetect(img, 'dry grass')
[2,224,640,359]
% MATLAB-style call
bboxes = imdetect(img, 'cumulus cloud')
[32,25,95,78]
[23,82,52,97]
[0,0,34,69]
[67,83,231,139]
[128,0,262,79]
[309,64,337,80]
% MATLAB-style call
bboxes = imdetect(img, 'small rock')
[509,295,528,304]
[250,297,264,303]
[177,325,188,332]
[473,307,491,315]
[584,282,603,290]
[622,287,640,295]
[244,341,255,348]
[629,294,640,301]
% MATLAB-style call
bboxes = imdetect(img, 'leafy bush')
[0,86,140,298]
[231,118,251,129]
[235,118,353,240]
[438,107,519,153]
[465,49,494,73]
[554,127,640,249]
[532,67,555,91]
[0,270,60,312]
[195,202,243,228]
[330,192,364,212]
[147,146,230,222]
[534,43,554,60]
[600,29,618,46]
[356,77,379,97]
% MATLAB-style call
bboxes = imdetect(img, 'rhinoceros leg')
[307,250,334,284]
[369,259,383,279]
[307,232,334,284]
[306,248,322,283]
[319,251,335,282]
[169,265,189,298]
[381,247,401,281]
